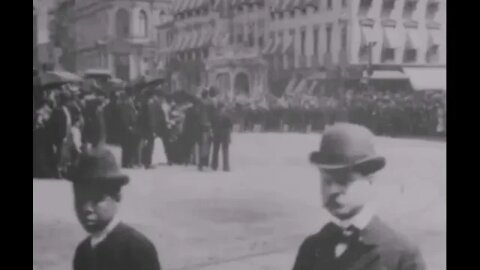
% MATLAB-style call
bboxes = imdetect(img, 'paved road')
[33,133,446,270]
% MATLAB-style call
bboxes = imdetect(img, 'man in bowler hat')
[293,123,425,270]
[67,148,161,270]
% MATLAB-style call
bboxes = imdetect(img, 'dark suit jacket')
[73,222,161,270]
[119,98,138,136]
[293,216,425,270]
[49,106,69,145]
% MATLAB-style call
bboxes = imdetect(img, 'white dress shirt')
[329,205,375,258]
[90,216,121,248]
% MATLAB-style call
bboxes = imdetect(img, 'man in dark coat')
[294,123,425,270]
[138,89,156,169]
[119,89,140,168]
[211,102,232,171]
[197,89,213,171]
[48,91,73,178]
[67,147,161,270]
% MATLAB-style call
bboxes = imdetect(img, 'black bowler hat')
[209,87,218,97]
[310,123,386,175]
[66,147,129,186]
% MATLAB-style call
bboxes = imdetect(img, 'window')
[248,31,254,47]
[302,8,307,15]
[359,0,373,16]
[341,25,348,50]
[115,9,130,38]
[403,0,418,19]
[326,25,332,53]
[381,48,395,62]
[279,12,284,19]
[301,29,306,56]
[313,28,319,55]
[258,36,264,48]
[203,48,209,59]
[271,12,275,20]
[237,25,244,44]
[358,46,369,62]
[426,2,440,20]
[138,10,148,37]
[248,4,254,12]
[403,49,417,63]
[381,0,395,18]
[426,45,439,63]
[290,10,295,18]
[342,0,348,8]
[327,0,333,10]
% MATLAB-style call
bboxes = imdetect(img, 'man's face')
[320,169,373,220]
[73,184,119,233]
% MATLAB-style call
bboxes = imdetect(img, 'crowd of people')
[227,89,446,137]
[33,80,233,179]
[33,73,446,179]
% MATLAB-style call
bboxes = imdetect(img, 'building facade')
[263,0,446,96]
[168,0,270,99]
[73,0,172,81]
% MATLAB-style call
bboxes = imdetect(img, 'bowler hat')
[310,123,386,175]
[66,147,129,186]
[209,87,218,97]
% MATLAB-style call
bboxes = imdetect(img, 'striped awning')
[173,0,186,13]
[360,26,377,46]
[284,76,299,95]
[261,36,274,54]
[370,70,408,80]
[383,27,403,49]
[179,0,191,13]
[282,33,294,54]
[199,27,214,47]
[283,0,296,10]
[271,0,285,11]
[293,79,308,94]
[405,29,423,49]
[306,80,318,95]
[404,67,446,91]
[188,29,202,50]
[428,30,442,47]
[186,0,197,10]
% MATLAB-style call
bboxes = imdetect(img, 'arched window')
[138,10,148,37]
[115,9,130,39]
[159,10,165,24]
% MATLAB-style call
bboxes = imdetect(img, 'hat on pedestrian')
[309,123,386,175]
[209,87,218,97]
[66,147,129,186]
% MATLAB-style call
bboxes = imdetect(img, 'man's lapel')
[345,216,386,270]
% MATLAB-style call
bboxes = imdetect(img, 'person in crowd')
[105,91,122,145]
[152,87,170,165]
[118,89,140,168]
[293,123,425,270]
[138,89,157,169]
[67,147,161,270]
[82,94,107,150]
[33,98,55,178]
[197,89,213,171]
[211,102,233,172]
[48,91,73,178]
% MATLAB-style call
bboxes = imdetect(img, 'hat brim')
[309,151,386,175]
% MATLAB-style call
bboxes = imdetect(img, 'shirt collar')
[329,204,375,231]
[90,216,121,248]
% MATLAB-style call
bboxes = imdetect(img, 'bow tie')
[330,223,361,244]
